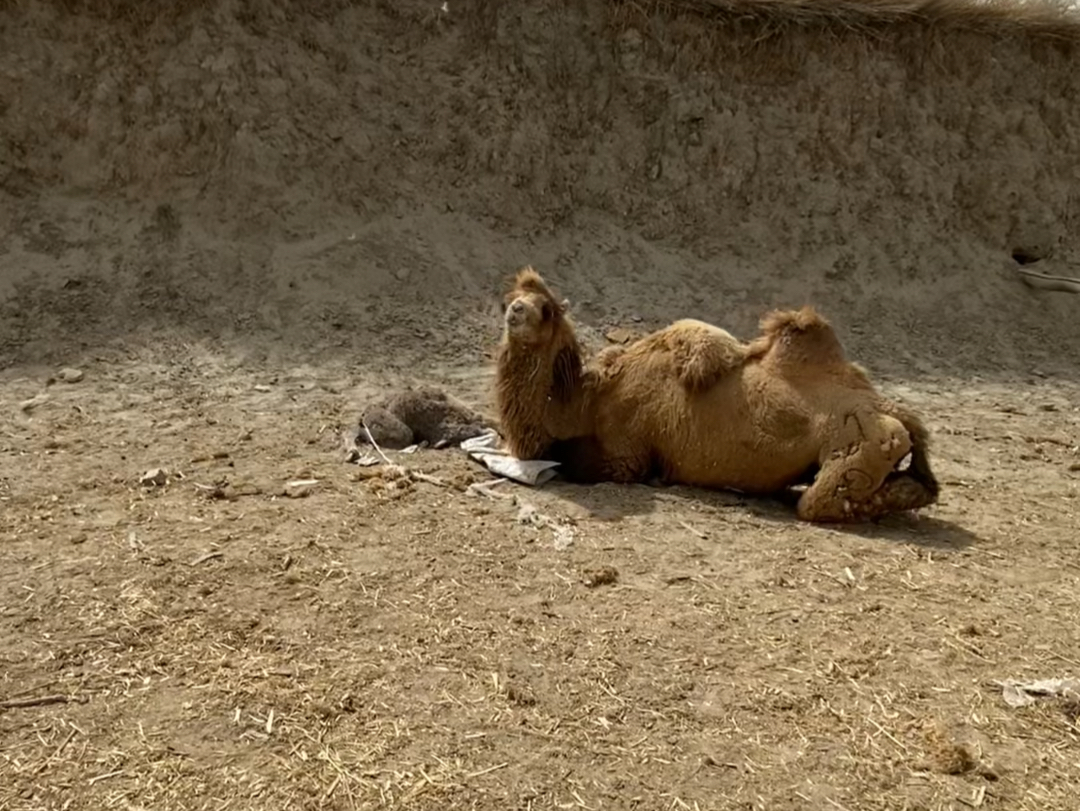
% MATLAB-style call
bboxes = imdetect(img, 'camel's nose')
[510,301,525,314]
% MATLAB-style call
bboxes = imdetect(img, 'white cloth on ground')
[460,429,560,486]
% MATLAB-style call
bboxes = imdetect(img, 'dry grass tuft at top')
[612,0,1080,39]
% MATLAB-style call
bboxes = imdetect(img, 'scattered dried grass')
[458,0,1080,84]
[599,0,1080,80]
[4,459,1078,810]
[612,0,1080,40]
[1,0,1079,807]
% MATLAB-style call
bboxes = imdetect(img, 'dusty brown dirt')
[3,0,1080,374]
[2,0,1080,808]
[2,350,1079,810]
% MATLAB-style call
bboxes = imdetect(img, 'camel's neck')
[497,345,555,398]
[495,339,590,459]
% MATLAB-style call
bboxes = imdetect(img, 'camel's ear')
[559,298,571,313]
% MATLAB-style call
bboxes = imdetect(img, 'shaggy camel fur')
[494,267,940,524]
[361,385,494,449]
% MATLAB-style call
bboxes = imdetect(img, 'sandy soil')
[3,0,1080,374]
[2,0,1080,808]
[1,350,1078,810]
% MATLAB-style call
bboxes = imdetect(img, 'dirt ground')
[2,0,1080,808]
[3,0,1080,375]
[1,347,1078,811]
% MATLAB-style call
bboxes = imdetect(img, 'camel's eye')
[541,302,553,321]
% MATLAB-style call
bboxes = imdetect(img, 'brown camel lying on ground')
[494,267,939,524]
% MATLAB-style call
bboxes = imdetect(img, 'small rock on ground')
[54,367,85,384]
[140,468,169,486]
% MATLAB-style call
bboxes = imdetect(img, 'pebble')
[283,479,319,498]
[604,327,638,345]
[140,468,169,486]
[55,367,84,383]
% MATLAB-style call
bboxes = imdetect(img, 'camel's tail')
[891,403,940,500]
[748,306,848,368]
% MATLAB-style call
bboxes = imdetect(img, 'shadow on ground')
[544,476,981,551]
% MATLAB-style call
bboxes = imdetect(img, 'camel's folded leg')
[797,412,916,523]
[548,436,608,483]
[550,435,652,485]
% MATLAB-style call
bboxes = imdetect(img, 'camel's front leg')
[797,411,913,523]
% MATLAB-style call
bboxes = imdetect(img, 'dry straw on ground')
[1,0,1079,809]
[616,0,1080,37]
[2,355,1078,810]
[600,0,1080,84]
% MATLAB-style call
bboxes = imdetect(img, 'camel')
[594,318,749,393]
[494,267,940,524]
[360,385,494,449]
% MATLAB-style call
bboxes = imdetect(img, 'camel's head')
[502,267,571,347]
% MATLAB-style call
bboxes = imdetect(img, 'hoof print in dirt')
[357,385,494,452]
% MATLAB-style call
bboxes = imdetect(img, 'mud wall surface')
[2,0,1079,376]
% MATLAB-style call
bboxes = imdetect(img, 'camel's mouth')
[504,300,530,330]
